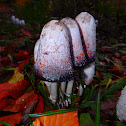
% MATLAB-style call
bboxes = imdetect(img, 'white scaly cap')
[34,20,74,82]
[34,39,40,62]
[82,62,95,85]
[61,17,87,67]
[75,12,96,60]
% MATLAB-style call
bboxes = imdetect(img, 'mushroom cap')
[34,20,74,82]
[82,62,95,85]
[75,12,96,60]
[20,20,25,26]
[117,85,126,122]
[15,18,20,25]
[11,15,16,23]
[34,39,40,62]
[61,17,87,67]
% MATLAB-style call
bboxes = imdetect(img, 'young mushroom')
[75,12,96,95]
[34,20,74,104]
[75,12,96,60]
[60,17,86,101]
[116,85,126,124]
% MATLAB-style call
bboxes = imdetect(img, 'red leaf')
[108,68,125,78]
[0,80,30,101]
[0,113,22,126]
[0,56,14,68]
[21,93,39,123]
[18,59,29,72]
[4,90,38,112]
[0,97,15,111]
[4,90,35,112]
[23,93,38,114]
[121,55,126,61]
[15,50,30,61]
[34,96,44,113]
[21,29,32,37]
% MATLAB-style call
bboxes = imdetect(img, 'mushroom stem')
[43,81,51,94]
[78,84,86,96]
[78,84,83,96]
[66,80,74,96]
[50,82,58,104]
[61,82,66,97]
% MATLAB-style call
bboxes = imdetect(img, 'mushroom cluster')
[34,12,96,106]
[11,15,25,26]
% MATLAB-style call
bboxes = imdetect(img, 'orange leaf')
[33,109,79,126]
[0,113,22,126]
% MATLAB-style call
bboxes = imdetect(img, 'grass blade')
[39,81,55,110]
[95,90,101,126]
[28,109,78,117]
[0,121,12,126]
[101,76,126,100]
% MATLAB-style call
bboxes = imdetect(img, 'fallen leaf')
[100,97,119,116]
[33,109,79,126]
[0,80,30,101]
[4,90,35,112]
[21,29,32,37]
[0,56,15,69]
[18,59,29,72]
[15,50,30,61]
[108,68,125,78]
[112,57,122,66]
[0,97,15,111]
[21,93,39,123]
[34,96,44,113]
[0,113,22,126]
[121,55,126,61]
[8,67,24,84]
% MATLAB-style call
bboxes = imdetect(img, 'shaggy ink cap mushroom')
[82,62,95,85]
[117,85,126,123]
[75,12,96,61]
[34,39,40,63]
[34,20,74,82]
[61,17,87,67]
